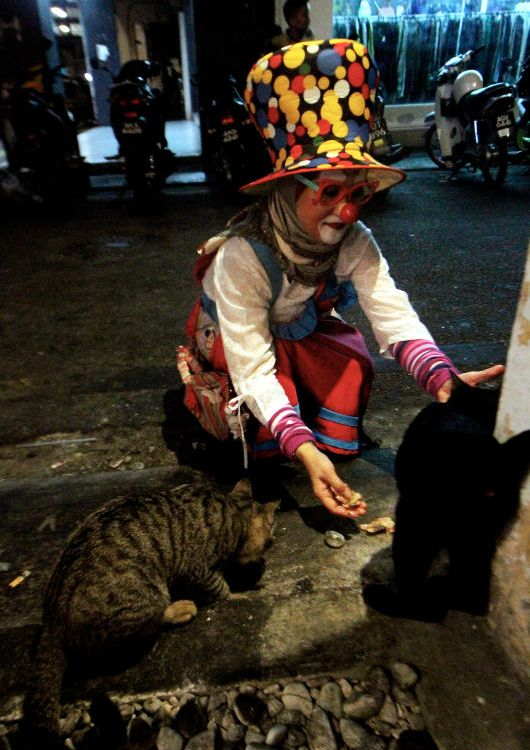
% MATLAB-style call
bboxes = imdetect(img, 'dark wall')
[193,0,275,90]
[1,0,40,51]
[192,0,275,159]
[0,0,55,81]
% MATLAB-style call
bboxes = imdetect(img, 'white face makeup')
[318,213,352,244]
[295,171,364,244]
[318,171,350,244]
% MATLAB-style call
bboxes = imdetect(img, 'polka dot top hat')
[241,38,405,194]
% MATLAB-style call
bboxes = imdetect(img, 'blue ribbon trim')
[318,407,360,426]
[200,291,219,324]
[252,438,280,453]
[270,298,318,340]
[313,430,359,451]
[319,277,358,313]
[198,242,357,343]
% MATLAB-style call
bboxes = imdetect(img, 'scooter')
[424,46,516,186]
[109,60,173,201]
[7,68,88,210]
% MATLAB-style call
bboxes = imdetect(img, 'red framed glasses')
[312,179,379,207]
[296,174,379,207]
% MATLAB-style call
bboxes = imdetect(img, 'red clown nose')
[339,203,359,224]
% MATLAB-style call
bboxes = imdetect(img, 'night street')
[1,162,528,475]
[1,159,529,750]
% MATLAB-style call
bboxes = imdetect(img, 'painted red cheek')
[339,203,359,224]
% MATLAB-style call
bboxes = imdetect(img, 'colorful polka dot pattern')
[242,38,402,192]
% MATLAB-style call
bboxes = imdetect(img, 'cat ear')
[451,373,467,390]
[230,478,253,499]
[262,500,280,515]
[259,501,280,526]
[447,373,474,402]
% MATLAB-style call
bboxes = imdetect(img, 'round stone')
[325,530,346,548]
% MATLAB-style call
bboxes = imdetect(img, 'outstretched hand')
[295,442,367,518]
[436,363,505,402]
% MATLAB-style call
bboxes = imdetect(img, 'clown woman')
[178,39,503,518]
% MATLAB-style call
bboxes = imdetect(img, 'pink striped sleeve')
[268,405,316,458]
[389,339,459,398]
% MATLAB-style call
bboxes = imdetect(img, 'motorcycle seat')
[459,82,515,119]
[111,80,154,101]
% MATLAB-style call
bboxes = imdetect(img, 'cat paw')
[362,583,447,623]
[229,591,249,601]
[163,600,198,624]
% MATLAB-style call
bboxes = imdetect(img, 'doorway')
[114,0,197,124]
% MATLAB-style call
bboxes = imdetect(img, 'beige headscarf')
[201,177,355,286]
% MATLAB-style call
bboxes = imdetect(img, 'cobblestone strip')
[1,662,439,749]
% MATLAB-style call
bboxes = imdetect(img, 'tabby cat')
[363,378,530,622]
[22,477,277,746]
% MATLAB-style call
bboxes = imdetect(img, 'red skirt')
[209,315,374,460]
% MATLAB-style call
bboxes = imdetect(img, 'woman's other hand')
[295,442,367,518]
[436,364,505,403]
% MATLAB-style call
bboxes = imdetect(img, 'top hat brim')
[240,156,406,195]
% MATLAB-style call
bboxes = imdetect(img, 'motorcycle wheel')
[425,125,450,169]
[24,158,87,214]
[509,121,530,164]
[479,135,508,186]
[209,139,246,191]
[126,148,165,202]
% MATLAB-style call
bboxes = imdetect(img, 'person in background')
[0,12,24,167]
[271,0,314,49]
[177,39,503,520]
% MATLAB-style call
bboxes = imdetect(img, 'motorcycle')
[109,60,173,201]
[424,46,516,186]
[201,74,269,192]
[6,67,88,210]
[369,84,405,165]
[508,56,530,165]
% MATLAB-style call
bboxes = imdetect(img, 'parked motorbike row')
[424,48,529,186]
[2,52,527,212]
[0,59,175,210]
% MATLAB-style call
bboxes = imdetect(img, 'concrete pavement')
[1,165,529,749]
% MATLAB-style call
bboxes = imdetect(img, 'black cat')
[363,378,530,622]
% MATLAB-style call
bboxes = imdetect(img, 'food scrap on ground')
[358,516,395,535]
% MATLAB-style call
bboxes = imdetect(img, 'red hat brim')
[240,159,406,194]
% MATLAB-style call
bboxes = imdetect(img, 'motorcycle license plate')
[121,122,143,134]
[222,128,239,143]
[371,126,387,141]
[495,111,514,138]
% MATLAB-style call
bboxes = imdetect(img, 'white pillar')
[179,10,193,120]
[309,0,334,38]
[491,242,530,682]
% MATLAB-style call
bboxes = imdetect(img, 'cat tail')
[20,625,66,749]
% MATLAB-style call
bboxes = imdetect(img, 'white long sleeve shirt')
[201,221,432,427]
